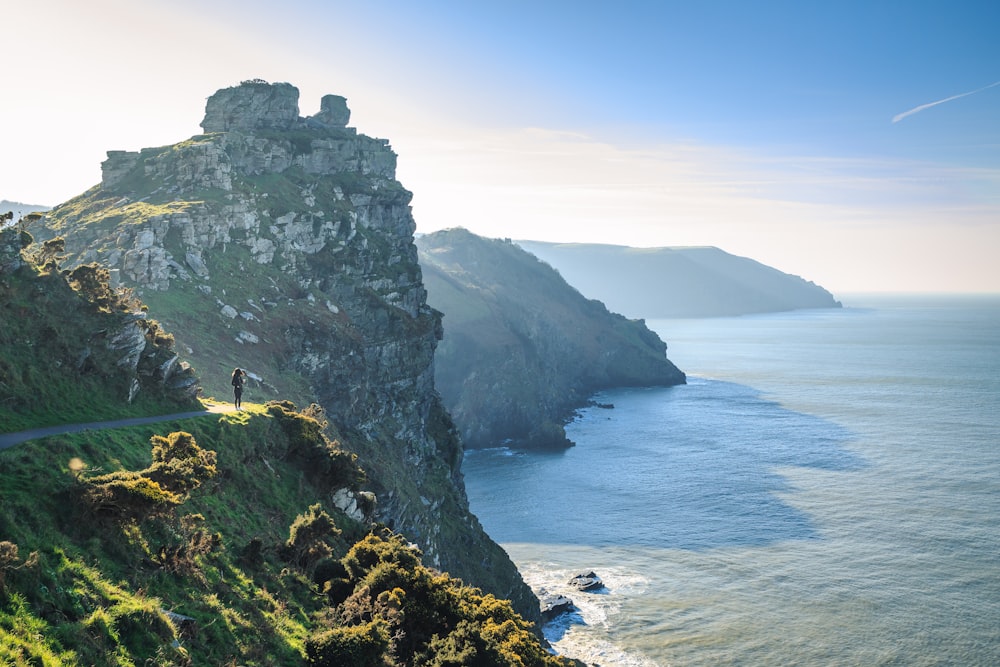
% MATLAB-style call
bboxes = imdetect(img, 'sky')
[5,0,999,295]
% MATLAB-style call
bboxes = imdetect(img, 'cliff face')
[37,81,537,622]
[417,228,686,449]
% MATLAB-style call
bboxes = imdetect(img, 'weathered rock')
[108,318,148,371]
[568,571,605,591]
[311,94,351,128]
[185,251,209,278]
[539,589,576,620]
[0,228,27,274]
[200,80,299,133]
[101,150,140,189]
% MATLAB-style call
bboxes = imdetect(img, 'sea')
[461,294,1000,666]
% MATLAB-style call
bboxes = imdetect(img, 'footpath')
[0,404,236,451]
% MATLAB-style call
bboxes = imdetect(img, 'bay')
[462,295,1000,666]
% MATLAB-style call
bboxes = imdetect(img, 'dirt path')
[0,403,236,450]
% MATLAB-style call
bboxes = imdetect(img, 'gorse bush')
[267,400,365,489]
[146,431,218,495]
[285,503,340,574]
[307,531,578,667]
[82,431,217,520]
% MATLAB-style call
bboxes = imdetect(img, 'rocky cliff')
[37,81,538,622]
[418,228,686,449]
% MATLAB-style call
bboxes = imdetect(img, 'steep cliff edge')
[418,228,686,449]
[36,81,537,622]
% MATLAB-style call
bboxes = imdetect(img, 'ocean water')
[461,295,1000,666]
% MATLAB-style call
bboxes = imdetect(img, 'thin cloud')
[893,80,1000,123]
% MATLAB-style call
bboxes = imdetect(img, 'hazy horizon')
[6,1,998,295]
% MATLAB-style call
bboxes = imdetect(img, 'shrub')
[318,531,579,667]
[305,619,389,667]
[82,472,181,519]
[0,541,20,592]
[146,431,218,496]
[266,401,365,489]
[82,432,217,520]
[285,504,340,573]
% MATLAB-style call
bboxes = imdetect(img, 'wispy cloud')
[892,80,1000,123]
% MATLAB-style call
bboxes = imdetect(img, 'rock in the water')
[568,571,604,591]
[538,588,575,620]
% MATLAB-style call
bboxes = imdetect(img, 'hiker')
[232,368,246,410]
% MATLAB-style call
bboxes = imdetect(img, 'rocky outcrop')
[539,590,576,621]
[0,227,28,274]
[38,81,539,624]
[200,80,300,132]
[0,231,200,417]
[417,228,686,449]
[568,571,605,592]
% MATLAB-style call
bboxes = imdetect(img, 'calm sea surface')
[462,295,1000,666]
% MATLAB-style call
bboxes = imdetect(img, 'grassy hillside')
[0,230,201,432]
[0,227,579,666]
[0,404,576,665]
[418,228,685,449]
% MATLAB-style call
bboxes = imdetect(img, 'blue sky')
[5,0,999,294]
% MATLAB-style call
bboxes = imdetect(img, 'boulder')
[538,589,575,621]
[568,571,604,591]
[311,94,351,128]
[200,80,299,133]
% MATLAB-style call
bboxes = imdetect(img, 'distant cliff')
[516,241,842,318]
[417,228,686,449]
[35,81,538,622]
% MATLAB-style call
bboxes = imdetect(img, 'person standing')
[231,368,246,410]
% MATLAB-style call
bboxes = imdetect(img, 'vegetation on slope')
[418,228,685,449]
[0,227,200,432]
[0,222,577,666]
[0,403,575,665]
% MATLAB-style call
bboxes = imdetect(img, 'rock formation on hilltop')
[418,228,686,449]
[37,80,538,622]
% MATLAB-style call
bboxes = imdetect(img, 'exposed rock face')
[200,80,300,132]
[568,571,605,592]
[38,81,539,623]
[313,94,351,127]
[417,228,686,449]
[0,227,28,274]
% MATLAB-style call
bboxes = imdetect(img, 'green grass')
[0,406,358,665]
[0,402,572,666]
[0,258,200,432]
